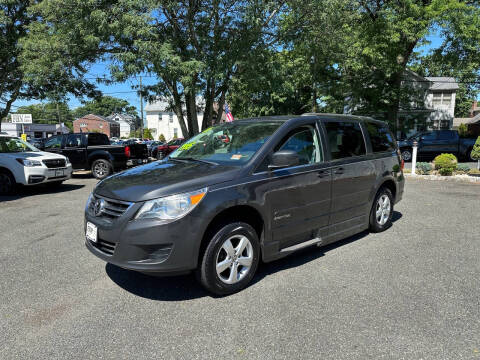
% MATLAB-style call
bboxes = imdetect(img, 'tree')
[284,0,480,135]
[0,0,101,131]
[158,133,166,142]
[472,136,480,170]
[73,96,137,119]
[143,128,153,140]
[16,102,73,125]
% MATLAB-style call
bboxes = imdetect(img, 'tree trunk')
[166,81,189,139]
[215,90,226,124]
[186,89,199,136]
[202,78,215,130]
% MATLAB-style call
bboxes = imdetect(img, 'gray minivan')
[85,114,404,295]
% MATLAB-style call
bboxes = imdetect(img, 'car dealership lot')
[1,177,479,359]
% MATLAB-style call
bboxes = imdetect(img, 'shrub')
[458,123,469,138]
[439,168,453,176]
[403,168,411,174]
[416,162,432,175]
[456,164,470,173]
[468,168,480,175]
[434,153,457,170]
[471,136,480,161]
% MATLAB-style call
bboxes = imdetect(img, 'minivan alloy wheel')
[216,235,253,284]
[376,194,391,226]
[401,149,412,161]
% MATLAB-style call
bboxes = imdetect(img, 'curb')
[404,173,480,184]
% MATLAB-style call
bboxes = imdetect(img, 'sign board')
[21,134,27,142]
[11,114,32,124]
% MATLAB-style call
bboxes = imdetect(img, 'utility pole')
[139,76,144,140]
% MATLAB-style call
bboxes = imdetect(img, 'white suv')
[0,135,73,195]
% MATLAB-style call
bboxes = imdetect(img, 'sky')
[11,31,459,120]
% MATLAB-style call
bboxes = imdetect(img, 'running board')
[280,237,322,253]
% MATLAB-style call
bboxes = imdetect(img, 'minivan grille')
[88,195,132,220]
[43,159,66,168]
[92,238,116,256]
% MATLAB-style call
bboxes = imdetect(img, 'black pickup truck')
[41,133,148,179]
[398,130,477,161]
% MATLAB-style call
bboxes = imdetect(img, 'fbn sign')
[11,114,33,124]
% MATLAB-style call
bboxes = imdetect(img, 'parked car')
[145,141,164,157]
[41,133,148,179]
[85,114,404,295]
[398,130,477,161]
[154,138,185,159]
[0,134,72,195]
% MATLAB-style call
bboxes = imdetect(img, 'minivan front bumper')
[84,200,207,274]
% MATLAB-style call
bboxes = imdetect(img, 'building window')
[99,124,103,128]
[80,123,87,127]
[169,112,173,123]
[432,92,452,107]
[173,128,178,138]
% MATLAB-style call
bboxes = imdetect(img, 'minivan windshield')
[170,121,282,165]
[0,136,39,153]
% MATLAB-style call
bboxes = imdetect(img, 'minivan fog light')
[135,188,208,221]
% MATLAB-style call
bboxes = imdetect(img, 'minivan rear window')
[366,122,395,153]
[324,121,366,160]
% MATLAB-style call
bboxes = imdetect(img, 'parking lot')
[1,176,480,359]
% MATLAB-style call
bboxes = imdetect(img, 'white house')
[145,99,204,140]
[344,70,459,137]
[106,113,135,138]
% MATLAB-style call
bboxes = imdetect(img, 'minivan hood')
[1,151,65,161]
[94,160,241,202]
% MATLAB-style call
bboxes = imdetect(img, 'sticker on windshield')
[180,142,194,150]
[231,154,242,160]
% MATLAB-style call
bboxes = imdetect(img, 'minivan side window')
[366,122,395,153]
[44,136,62,149]
[277,126,323,165]
[324,121,366,160]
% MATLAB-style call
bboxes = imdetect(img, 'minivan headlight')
[135,188,208,221]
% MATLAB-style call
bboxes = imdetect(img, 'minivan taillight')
[125,146,131,158]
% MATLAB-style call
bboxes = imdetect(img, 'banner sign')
[11,114,33,124]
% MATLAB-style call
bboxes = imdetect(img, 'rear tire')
[196,222,260,296]
[0,169,16,195]
[369,187,394,233]
[91,159,112,180]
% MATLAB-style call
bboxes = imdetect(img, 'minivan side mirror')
[268,150,300,170]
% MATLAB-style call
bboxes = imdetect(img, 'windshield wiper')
[170,157,218,165]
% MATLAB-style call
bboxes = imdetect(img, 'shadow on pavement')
[106,211,403,301]
[0,183,85,202]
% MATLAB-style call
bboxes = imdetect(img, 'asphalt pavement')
[1,175,480,359]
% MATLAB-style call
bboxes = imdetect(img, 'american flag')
[225,103,234,122]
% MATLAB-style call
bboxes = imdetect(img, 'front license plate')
[86,222,98,243]
[55,169,64,177]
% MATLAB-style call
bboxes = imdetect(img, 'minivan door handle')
[333,167,344,175]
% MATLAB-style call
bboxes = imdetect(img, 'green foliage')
[439,167,453,176]
[416,162,432,175]
[456,163,470,173]
[158,134,166,143]
[458,123,469,138]
[468,168,480,175]
[143,128,153,140]
[471,136,480,160]
[73,96,137,119]
[434,153,457,170]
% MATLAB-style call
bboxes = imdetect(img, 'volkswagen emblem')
[94,199,105,216]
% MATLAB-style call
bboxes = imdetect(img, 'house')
[344,70,459,137]
[1,122,69,138]
[73,114,120,138]
[453,114,480,135]
[106,113,135,138]
[469,101,480,118]
[145,99,204,140]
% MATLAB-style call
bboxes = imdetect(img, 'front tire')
[91,159,112,180]
[197,222,260,296]
[0,170,16,195]
[369,187,394,233]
